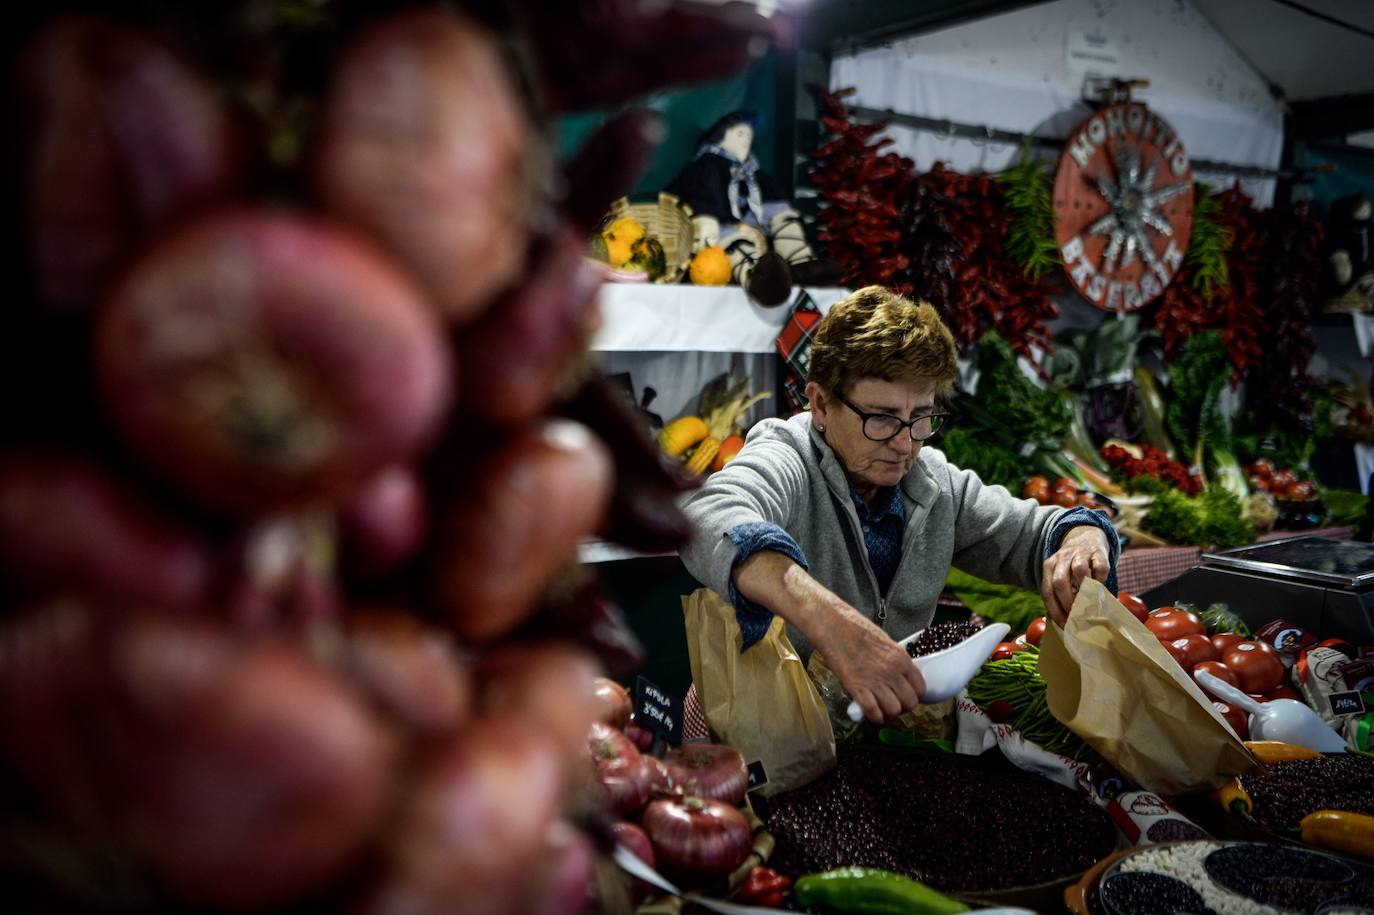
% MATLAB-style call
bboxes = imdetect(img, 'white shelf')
[591,285,851,354]
[579,539,679,564]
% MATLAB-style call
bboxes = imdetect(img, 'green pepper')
[792,867,968,914]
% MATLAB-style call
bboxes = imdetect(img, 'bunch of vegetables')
[657,373,769,476]
[1100,441,1202,495]
[1251,201,1324,419]
[0,3,787,913]
[1164,330,1247,499]
[946,332,1087,489]
[1139,486,1255,548]
[965,644,1095,761]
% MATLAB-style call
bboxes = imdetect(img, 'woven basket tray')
[599,192,695,284]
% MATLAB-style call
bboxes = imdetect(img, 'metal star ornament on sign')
[1053,102,1194,312]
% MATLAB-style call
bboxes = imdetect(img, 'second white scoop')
[1193,668,1348,753]
[846,621,1011,722]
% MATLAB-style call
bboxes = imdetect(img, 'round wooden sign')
[1052,102,1194,312]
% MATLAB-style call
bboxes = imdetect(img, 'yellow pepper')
[1214,777,1254,822]
[1244,740,1324,765]
[1300,810,1374,861]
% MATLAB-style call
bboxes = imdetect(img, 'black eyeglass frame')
[832,391,949,442]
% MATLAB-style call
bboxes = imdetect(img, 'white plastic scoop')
[1193,668,1348,753]
[846,622,1011,722]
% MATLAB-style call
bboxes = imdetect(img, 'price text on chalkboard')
[1330,690,1366,717]
[634,675,683,746]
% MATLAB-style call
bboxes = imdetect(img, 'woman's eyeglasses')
[833,392,947,442]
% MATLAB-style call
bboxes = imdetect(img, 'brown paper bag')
[1038,578,1259,795]
[682,588,834,796]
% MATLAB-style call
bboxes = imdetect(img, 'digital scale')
[1141,536,1374,643]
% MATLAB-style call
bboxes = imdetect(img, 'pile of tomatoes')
[1021,475,1107,511]
[1247,458,1318,503]
[1000,592,1288,740]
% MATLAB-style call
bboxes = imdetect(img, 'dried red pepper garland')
[1151,186,1266,381]
[1251,201,1324,417]
[810,89,915,294]
[810,91,1059,362]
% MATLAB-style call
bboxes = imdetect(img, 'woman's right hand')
[813,606,924,724]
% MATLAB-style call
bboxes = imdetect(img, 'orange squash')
[710,435,745,472]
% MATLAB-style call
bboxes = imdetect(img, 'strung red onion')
[338,465,428,577]
[343,607,470,734]
[591,676,632,729]
[478,641,601,771]
[525,819,596,915]
[662,743,748,806]
[587,721,650,818]
[609,820,656,904]
[641,796,752,886]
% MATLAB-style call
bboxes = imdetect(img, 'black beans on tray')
[907,620,983,658]
[759,745,1117,893]
[1239,753,1374,833]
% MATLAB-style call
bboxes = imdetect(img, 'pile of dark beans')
[907,620,983,658]
[1204,844,1371,912]
[759,746,1117,893]
[1144,818,1209,843]
[1100,872,1216,915]
[1238,754,1374,833]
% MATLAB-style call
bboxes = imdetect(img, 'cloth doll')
[667,111,840,306]
[1325,193,1374,314]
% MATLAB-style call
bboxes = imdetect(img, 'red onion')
[591,676,632,729]
[370,720,567,915]
[315,7,535,326]
[525,820,596,915]
[96,210,453,517]
[433,420,612,642]
[19,16,241,314]
[588,721,651,818]
[107,619,394,911]
[625,718,656,753]
[338,465,428,577]
[641,796,753,885]
[0,451,213,609]
[609,820,656,904]
[478,641,601,771]
[663,744,748,806]
[343,607,470,734]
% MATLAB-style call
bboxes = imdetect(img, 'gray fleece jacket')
[679,412,1066,661]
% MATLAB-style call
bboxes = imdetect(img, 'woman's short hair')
[807,286,958,396]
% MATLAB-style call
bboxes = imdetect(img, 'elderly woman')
[680,286,1118,723]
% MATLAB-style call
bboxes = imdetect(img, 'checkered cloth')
[774,290,823,412]
[683,682,709,741]
[1115,525,1355,596]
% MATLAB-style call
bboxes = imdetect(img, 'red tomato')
[1025,617,1047,646]
[1052,489,1078,508]
[991,642,1026,661]
[1211,633,1246,658]
[1192,660,1238,688]
[1145,607,1206,641]
[1271,468,1297,488]
[1163,633,1218,672]
[1284,480,1317,501]
[1051,476,1077,495]
[1223,641,1286,694]
[1212,701,1248,739]
[1250,458,1274,476]
[1021,476,1049,504]
[1116,591,1149,623]
[1256,685,1302,703]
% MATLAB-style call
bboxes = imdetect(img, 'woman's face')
[808,376,939,490]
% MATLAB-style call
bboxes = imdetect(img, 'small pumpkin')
[658,416,709,457]
[604,233,633,268]
[604,216,646,246]
[689,246,731,286]
[710,435,744,472]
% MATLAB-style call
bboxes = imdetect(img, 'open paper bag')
[682,588,834,797]
[1037,579,1259,795]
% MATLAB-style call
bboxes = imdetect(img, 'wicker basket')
[598,192,695,284]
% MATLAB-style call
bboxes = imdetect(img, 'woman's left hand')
[1040,525,1111,625]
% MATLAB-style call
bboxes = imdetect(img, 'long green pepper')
[792,867,968,914]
